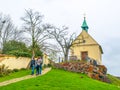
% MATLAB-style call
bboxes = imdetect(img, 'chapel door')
[81,51,88,60]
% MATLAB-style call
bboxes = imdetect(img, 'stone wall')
[53,62,111,83]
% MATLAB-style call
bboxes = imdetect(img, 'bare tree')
[21,9,49,57]
[41,42,62,62]
[11,27,24,41]
[0,14,15,50]
[47,26,76,62]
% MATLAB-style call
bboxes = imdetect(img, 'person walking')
[30,57,35,75]
[36,57,43,75]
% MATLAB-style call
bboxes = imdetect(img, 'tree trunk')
[64,49,69,62]
[64,55,68,62]
[32,49,35,58]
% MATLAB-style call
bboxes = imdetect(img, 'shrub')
[0,64,11,77]
[13,68,19,72]
[7,69,13,73]
[47,64,51,67]
[0,74,4,77]
[43,64,51,68]
[43,64,47,68]
[20,68,27,70]
[8,51,32,58]
[2,40,29,54]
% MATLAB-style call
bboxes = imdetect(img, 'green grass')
[0,69,120,90]
[0,69,31,82]
[107,74,120,86]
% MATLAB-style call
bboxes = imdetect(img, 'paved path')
[0,68,51,87]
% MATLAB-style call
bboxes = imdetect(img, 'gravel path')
[0,68,51,86]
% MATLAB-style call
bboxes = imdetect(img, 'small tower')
[81,16,89,32]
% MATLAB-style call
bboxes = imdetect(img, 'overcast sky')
[0,0,120,76]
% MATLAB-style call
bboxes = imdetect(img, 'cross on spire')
[83,13,86,19]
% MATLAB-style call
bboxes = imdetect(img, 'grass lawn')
[0,69,31,82]
[108,74,120,86]
[0,68,120,90]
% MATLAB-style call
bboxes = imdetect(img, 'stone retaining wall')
[53,62,111,83]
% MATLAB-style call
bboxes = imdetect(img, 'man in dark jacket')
[30,57,35,75]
